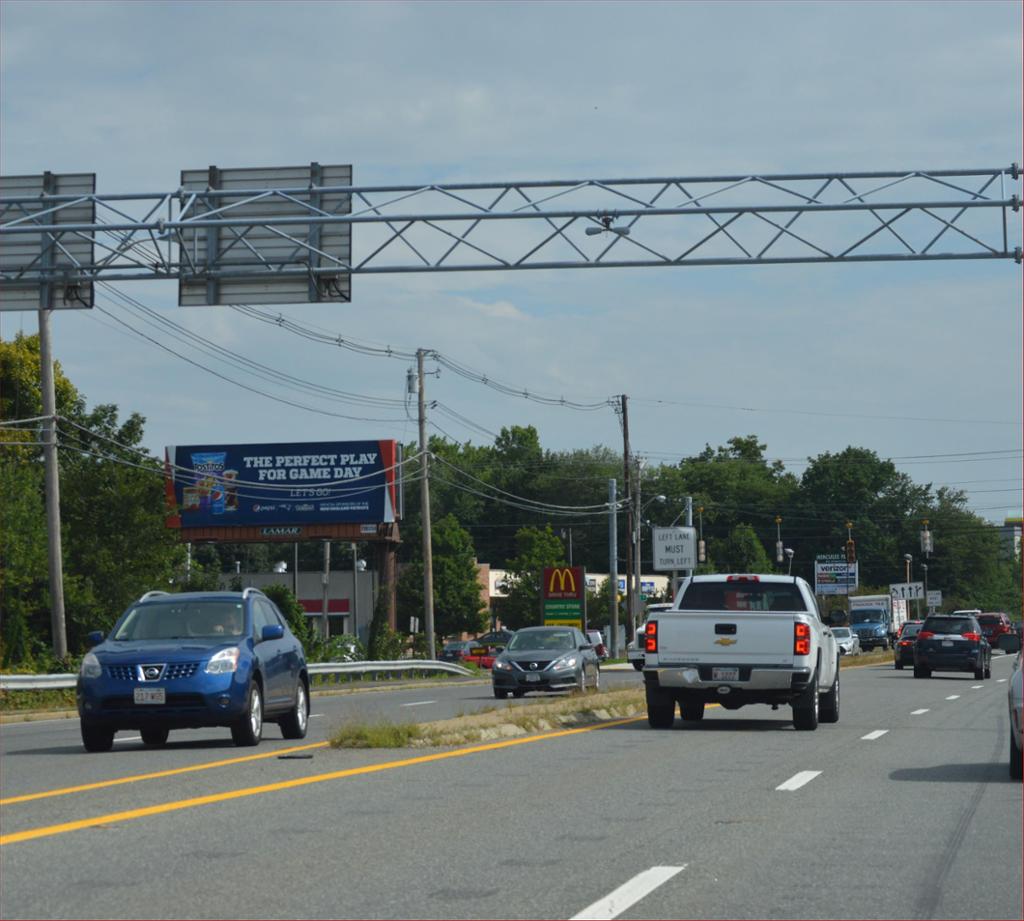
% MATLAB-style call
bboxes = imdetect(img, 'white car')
[1008,636,1023,780]
[832,626,861,656]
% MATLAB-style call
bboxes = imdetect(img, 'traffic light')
[845,539,856,563]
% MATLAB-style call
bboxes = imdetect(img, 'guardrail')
[0,660,475,692]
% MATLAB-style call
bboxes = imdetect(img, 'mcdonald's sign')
[543,567,584,600]
[543,566,585,628]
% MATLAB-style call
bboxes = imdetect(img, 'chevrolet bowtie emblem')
[714,637,737,646]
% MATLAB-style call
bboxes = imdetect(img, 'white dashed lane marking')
[571,866,687,920]
[400,700,437,708]
[776,771,822,791]
[911,709,930,715]
[861,730,889,741]
[945,695,960,700]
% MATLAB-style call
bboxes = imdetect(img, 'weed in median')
[330,720,423,749]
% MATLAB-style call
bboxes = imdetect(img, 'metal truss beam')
[1,165,1020,305]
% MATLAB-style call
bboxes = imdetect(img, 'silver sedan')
[832,626,861,656]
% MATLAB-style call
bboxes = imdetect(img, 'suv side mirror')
[999,634,1021,654]
[261,624,285,642]
[87,630,105,646]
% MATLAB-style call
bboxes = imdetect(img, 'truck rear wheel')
[819,660,840,723]
[645,685,675,729]
[679,700,705,722]
[792,671,819,731]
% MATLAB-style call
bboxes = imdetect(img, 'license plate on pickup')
[133,688,165,705]
[712,667,739,681]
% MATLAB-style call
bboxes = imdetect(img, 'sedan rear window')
[677,582,807,612]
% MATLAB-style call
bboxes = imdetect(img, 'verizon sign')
[652,527,697,571]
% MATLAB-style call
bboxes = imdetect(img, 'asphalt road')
[1,658,1020,920]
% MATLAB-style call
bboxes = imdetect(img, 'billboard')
[814,554,859,596]
[167,440,400,528]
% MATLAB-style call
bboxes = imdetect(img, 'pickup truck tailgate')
[652,611,797,665]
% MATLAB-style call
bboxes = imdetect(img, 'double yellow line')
[1,717,644,846]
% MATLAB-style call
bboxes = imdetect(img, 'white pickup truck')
[642,574,840,731]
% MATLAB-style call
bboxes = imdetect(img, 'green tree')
[260,582,316,650]
[396,514,486,638]
[711,523,774,573]
[500,525,566,629]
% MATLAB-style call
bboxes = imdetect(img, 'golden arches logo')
[548,568,577,595]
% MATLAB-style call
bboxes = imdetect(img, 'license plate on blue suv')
[133,688,165,705]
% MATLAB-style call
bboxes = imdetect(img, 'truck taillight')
[794,622,810,656]
[727,575,760,582]
[645,620,658,654]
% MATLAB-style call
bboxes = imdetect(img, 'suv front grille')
[106,663,200,681]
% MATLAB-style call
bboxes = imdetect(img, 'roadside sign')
[890,582,925,601]
[652,527,697,571]
[927,589,942,610]
[815,554,858,595]
[543,566,585,627]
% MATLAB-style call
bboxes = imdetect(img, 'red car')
[977,612,1015,648]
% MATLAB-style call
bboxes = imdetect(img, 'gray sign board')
[652,527,697,571]
[177,163,352,307]
[0,172,96,311]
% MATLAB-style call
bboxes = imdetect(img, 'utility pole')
[632,456,643,642]
[416,349,436,660]
[608,478,619,657]
[620,395,633,638]
[38,306,67,660]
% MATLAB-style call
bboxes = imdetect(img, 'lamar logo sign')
[543,566,584,601]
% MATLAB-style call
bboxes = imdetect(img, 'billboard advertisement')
[543,566,585,628]
[167,440,400,527]
[814,554,859,596]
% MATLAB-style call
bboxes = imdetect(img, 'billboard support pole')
[417,349,436,659]
[320,540,331,642]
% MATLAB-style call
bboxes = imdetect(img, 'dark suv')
[913,614,991,680]
[76,589,309,752]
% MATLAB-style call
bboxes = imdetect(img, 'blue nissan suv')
[76,589,309,752]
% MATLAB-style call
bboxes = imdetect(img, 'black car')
[913,614,991,680]
[491,627,600,699]
[893,620,924,669]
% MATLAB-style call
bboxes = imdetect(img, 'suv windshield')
[113,599,245,641]
[677,582,806,612]
[507,630,575,652]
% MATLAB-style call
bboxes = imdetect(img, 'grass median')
[330,687,647,749]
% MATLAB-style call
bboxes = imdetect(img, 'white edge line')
[775,770,822,791]
[861,729,889,741]
[571,865,686,920]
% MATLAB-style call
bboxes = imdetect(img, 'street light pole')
[922,563,929,615]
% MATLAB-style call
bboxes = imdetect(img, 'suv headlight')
[205,647,240,674]
[80,652,102,679]
[552,655,578,670]
[493,659,512,671]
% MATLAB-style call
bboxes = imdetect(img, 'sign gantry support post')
[417,349,436,660]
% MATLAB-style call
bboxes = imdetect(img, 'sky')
[1,0,1021,531]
